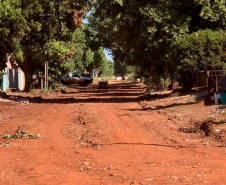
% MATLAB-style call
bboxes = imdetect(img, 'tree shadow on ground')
[3,83,209,106]
[40,97,142,104]
[5,82,145,104]
[126,101,199,111]
[63,83,145,94]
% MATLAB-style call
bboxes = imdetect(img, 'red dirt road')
[0,81,226,185]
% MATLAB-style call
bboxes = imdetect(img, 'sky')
[104,49,113,61]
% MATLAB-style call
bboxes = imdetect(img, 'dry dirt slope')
[0,81,226,185]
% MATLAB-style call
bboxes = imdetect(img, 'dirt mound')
[199,119,226,146]
[179,115,226,146]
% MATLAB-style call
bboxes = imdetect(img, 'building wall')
[18,70,25,91]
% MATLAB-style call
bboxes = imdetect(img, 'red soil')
[0,81,225,185]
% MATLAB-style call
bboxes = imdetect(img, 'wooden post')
[46,61,48,88]
[41,77,43,90]
[216,76,218,105]
[44,61,46,88]
[44,61,49,89]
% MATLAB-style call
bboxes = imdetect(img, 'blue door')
[1,68,19,92]
[2,73,7,92]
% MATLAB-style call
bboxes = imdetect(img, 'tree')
[114,60,134,77]
[69,28,95,73]
[0,0,27,70]
[85,47,106,76]
[167,29,226,91]
[90,0,226,90]
[99,59,114,77]
[195,0,226,29]
[91,0,192,85]
[0,0,90,91]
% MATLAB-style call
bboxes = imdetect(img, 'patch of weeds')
[49,81,63,91]
[186,97,196,103]
[30,89,40,94]
[214,119,222,124]
[170,92,182,97]
[218,110,226,115]
[4,127,40,139]
[43,87,49,93]
[185,96,203,104]
[173,107,189,112]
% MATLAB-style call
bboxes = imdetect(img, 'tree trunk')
[16,59,36,92]
[180,72,197,92]
[24,72,33,92]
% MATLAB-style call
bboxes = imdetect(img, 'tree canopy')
[0,0,225,91]
[168,29,226,90]
[90,0,226,90]
[0,0,90,90]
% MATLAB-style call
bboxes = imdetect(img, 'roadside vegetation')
[89,0,226,91]
[0,0,225,92]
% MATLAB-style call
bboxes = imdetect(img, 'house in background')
[1,53,25,92]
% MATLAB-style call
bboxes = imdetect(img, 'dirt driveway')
[0,81,226,185]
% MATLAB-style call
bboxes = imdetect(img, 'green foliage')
[84,16,102,51]
[100,60,115,77]
[91,0,192,77]
[44,40,70,61]
[83,48,94,67]
[85,47,109,75]
[43,86,49,93]
[60,58,76,74]
[71,29,88,73]
[94,47,106,69]
[195,0,226,27]
[48,81,62,91]
[90,0,226,90]
[0,0,90,91]
[1,0,225,91]
[67,28,97,74]
[167,29,226,90]
[114,60,134,77]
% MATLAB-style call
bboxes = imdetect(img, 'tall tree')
[167,29,226,91]
[90,0,226,90]
[0,0,90,91]
[86,47,107,76]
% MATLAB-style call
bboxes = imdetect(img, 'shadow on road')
[3,82,207,107]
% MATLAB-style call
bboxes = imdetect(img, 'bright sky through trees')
[104,49,113,61]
